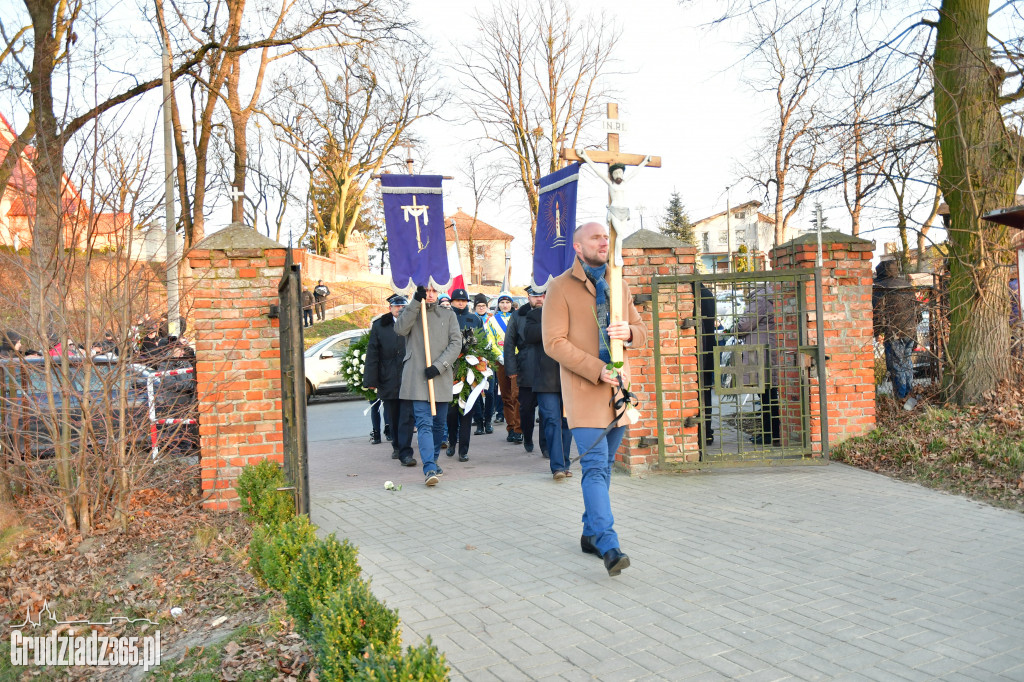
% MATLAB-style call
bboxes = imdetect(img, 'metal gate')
[277,247,310,513]
[652,269,829,468]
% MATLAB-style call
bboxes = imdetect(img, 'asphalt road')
[306,393,372,443]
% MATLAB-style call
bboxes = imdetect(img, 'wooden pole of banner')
[421,298,436,414]
[563,103,661,364]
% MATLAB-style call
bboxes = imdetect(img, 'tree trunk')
[934,0,1023,403]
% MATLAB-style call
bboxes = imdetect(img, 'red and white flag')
[447,241,465,294]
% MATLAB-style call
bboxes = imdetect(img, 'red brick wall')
[188,233,286,510]
[619,243,700,471]
[771,236,876,450]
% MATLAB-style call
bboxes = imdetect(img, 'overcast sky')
[407,0,764,281]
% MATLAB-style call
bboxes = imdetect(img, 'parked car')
[304,329,368,402]
[0,356,152,459]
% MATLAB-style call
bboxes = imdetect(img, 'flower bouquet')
[340,331,377,402]
[451,327,501,415]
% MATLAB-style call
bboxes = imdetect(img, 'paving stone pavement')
[311,430,1024,681]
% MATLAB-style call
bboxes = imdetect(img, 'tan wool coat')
[542,258,648,429]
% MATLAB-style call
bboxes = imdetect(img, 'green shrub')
[249,514,318,591]
[310,580,402,681]
[349,639,450,681]
[235,460,294,527]
[284,534,361,633]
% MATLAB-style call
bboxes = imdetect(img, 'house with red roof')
[0,113,130,253]
[445,209,514,286]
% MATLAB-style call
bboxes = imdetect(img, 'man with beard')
[542,222,648,577]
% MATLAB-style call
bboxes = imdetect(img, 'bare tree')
[742,1,840,246]
[459,148,499,281]
[270,39,444,255]
[933,1,1024,401]
[706,0,1024,402]
[454,0,620,246]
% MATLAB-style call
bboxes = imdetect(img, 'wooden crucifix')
[561,103,662,363]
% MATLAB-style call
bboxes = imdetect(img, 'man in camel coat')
[542,221,648,577]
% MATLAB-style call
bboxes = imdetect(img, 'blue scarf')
[581,259,611,363]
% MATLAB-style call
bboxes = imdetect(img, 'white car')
[303,329,368,402]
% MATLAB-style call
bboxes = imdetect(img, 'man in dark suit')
[363,294,416,466]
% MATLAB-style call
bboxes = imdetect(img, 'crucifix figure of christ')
[560,103,661,363]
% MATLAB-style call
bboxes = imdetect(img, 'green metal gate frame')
[651,268,830,469]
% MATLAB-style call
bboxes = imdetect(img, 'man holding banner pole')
[395,285,461,485]
[379,173,460,486]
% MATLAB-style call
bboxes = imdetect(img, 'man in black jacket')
[313,280,331,321]
[446,288,482,461]
[505,287,547,455]
[521,294,573,479]
[363,294,416,466]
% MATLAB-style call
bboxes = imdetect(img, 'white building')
[692,200,781,272]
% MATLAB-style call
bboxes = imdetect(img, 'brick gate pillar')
[771,231,876,452]
[187,223,287,510]
[619,229,699,473]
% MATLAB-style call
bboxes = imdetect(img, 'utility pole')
[161,36,179,337]
[726,187,733,273]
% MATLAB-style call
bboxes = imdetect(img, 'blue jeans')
[885,337,915,399]
[411,400,449,474]
[571,425,626,556]
[537,392,573,474]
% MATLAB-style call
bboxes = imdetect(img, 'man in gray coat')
[395,284,463,486]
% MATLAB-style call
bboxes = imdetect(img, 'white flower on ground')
[384,480,395,490]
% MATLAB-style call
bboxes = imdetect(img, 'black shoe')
[523,441,534,453]
[391,450,399,459]
[384,425,392,442]
[400,457,416,467]
[440,440,449,450]
[424,471,439,486]
[513,433,524,443]
[458,452,469,462]
[474,425,485,436]
[484,423,493,434]
[603,548,630,577]
[370,431,381,444]
[541,449,549,459]
[435,466,444,476]
[580,535,601,557]
[446,443,456,457]
[494,415,504,423]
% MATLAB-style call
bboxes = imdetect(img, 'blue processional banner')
[380,174,450,290]
[532,163,580,291]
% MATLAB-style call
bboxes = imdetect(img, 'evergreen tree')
[660,191,695,245]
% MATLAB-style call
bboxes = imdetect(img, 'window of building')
[702,232,711,251]
[734,211,746,220]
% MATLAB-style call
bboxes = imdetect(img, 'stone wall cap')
[191,222,286,253]
[778,230,872,248]
[622,228,690,249]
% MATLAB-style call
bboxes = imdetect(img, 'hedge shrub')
[284,533,361,633]
[235,460,294,527]
[248,514,317,591]
[349,639,450,681]
[309,580,402,681]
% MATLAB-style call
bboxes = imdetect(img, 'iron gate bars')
[651,268,829,469]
